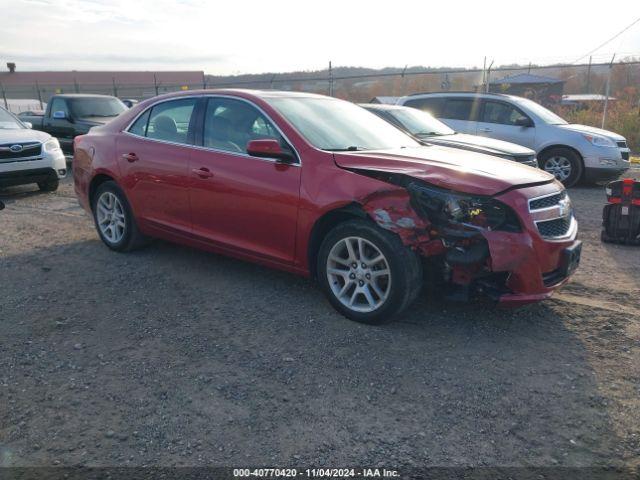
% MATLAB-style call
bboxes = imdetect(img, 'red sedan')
[73,90,581,324]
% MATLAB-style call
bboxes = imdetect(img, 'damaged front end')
[360,174,527,303]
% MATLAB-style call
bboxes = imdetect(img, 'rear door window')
[146,99,197,145]
[441,98,477,121]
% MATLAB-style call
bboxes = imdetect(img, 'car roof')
[249,89,328,99]
[135,88,335,104]
[53,93,119,99]
[404,91,518,100]
[359,103,405,110]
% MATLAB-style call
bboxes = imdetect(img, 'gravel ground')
[0,168,639,469]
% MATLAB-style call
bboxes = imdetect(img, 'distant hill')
[204,61,639,103]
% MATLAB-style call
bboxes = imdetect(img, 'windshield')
[266,97,419,151]
[0,108,24,130]
[69,98,126,118]
[385,107,455,136]
[513,97,567,125]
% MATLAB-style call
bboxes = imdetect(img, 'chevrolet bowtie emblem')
[558,198,570,217]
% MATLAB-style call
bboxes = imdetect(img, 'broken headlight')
[408,183,521,232]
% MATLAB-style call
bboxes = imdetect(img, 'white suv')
[396,92,631,187]
[0,106,66,192]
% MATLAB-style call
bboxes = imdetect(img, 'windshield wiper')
[416,131,450,137]
[323,146,367,152]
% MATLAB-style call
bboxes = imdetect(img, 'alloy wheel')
[96,192,126,244]
[326,236,391,313]
[544,156,572,181]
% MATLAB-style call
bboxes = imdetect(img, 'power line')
[573,16,640,64]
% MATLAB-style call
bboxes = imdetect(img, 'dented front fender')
[360,189,436,249]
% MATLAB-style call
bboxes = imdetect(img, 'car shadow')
[0,237,629,467]
[0,183,51,204]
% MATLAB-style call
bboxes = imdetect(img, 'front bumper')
[0,167,59,188]
[584,166,630,183]
[583,146,631,182]
[482,182,580,306]
[0,152,67,187]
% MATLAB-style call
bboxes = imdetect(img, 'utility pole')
[481,56,487,92]
[328,61,334,97]
[586,56,592,93]
[0,83,8,109]
[485,59,494,93]
[401,64,408,95]
[602,54,615,129]
[112,77,118,97]
[74,77,79,93]
[35,81,43,109]
[153,74,159,96]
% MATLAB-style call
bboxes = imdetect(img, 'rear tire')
[92,181,148,252]
[317,219,423,324]
[539,147,583,188]
[37,177,59,192]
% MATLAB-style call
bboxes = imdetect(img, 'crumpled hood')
[0,128,51,144]
[426,133,535,157]
[557,123,625,141]
[334,145,554,196]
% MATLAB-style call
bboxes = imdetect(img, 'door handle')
[479,127,492,132]
[192,167,214,179]
[122,152,139,163]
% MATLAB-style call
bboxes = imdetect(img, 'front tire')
[539,147,583,188]
[317,219,423,324]
[37,176,59,192]
[92,181,147,252]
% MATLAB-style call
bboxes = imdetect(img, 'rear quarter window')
[128,110,150,136]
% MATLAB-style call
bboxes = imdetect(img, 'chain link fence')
[2,61,639,150]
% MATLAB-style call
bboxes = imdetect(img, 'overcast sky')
[1,0,639,75]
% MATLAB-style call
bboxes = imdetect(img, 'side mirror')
[246,139,296,163]
[515,117,533,128]
[52,111,68,120]
[23,121,33,129]
[0,200,4,211]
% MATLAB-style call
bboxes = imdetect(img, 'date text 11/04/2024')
[233,468,399,477]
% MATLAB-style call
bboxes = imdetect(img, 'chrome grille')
[528,190,574,239]
[0,142,42,161]
[529,190,567,211]
[537,217,572,238]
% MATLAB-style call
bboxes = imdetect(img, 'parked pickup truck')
[21,94,127,154]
